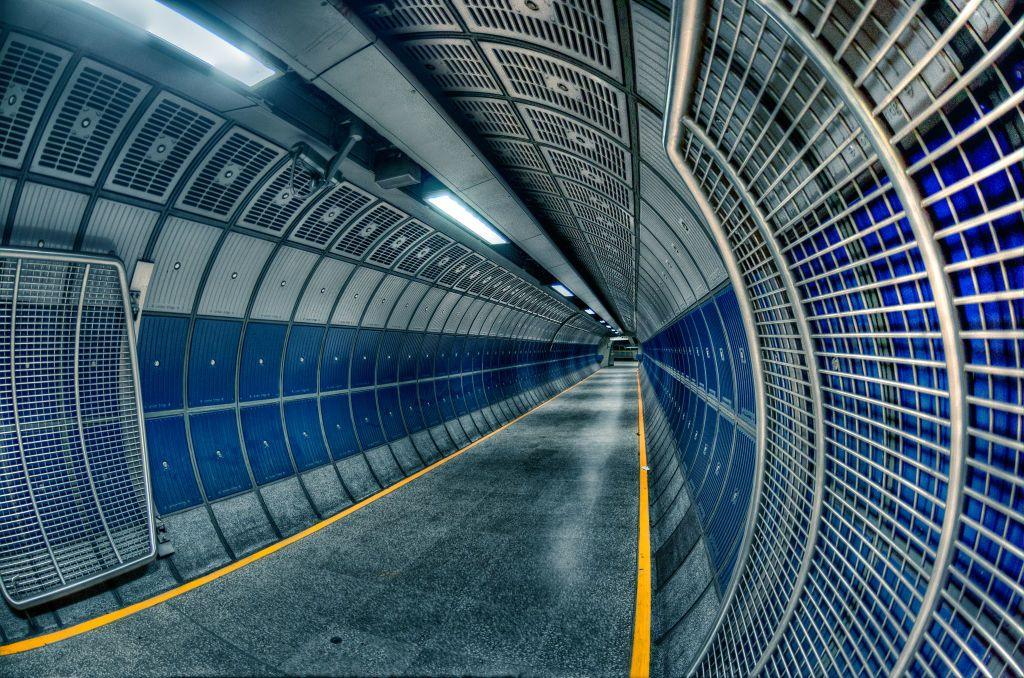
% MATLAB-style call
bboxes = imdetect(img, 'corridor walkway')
[4,366,641,677]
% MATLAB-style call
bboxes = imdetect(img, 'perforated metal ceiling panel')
[332,201,408,259]
[0,33,71,169]
[452,0,622,79]
[30,59,149,185]
[366,218,430,268]
[237,160,321,236]
[401,39,502,93]
[290,181,377,249]
[176,128,285,221]
[394,231,453,275]
[104,92,223,203]
[450,96,529,138]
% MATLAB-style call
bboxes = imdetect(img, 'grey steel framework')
[665,0,1022,674]
[0,249,155,609]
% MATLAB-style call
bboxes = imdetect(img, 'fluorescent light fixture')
[550,283,573,298]
[426,193,507,245]
[584,308,595,315]
[81,0,276,86]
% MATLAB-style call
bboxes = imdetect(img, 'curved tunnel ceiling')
[354,0,730,336]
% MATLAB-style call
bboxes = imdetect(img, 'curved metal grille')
[0,250,153,609]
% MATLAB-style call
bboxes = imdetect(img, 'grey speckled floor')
[2,366,640,678]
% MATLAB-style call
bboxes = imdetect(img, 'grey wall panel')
[427,291,461,332]
[457,298,485,334]
[146,217,221,313]
[443,295,475,333]
[631,3,670,111]
[0,177,16,224]
[469,301,494,334]
[361,274,408,328]
[10,183,88,249]
[197,232,275,317]
[250,247,319,321]
[480,303,506,335]
[407,286,446,331]
[294,258,354,324]
[82,199,161,277]
[330,267,383,326]
[387,280,430,329]
[637,106,679,188]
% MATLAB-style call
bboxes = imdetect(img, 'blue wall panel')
[239,322,286,402]
[284,325,324,396]
[399,383,425,433]
[321,327,355,391]
[377,386,406,442]
[397,333,421,381]
[716,289,756,423]
[418,334,439,378]
[351,329,381,388]
[351,390,385,450]
[283,398,330,471]
[239,404,293,485]
[189,409,251,500]
[376,331,403,384]
[188,319,242,407]
[320,393,359,459]
[138,315,189,412]
[418,380,441,426]
[145,416,202,515]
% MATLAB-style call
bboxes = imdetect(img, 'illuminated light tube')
[584,308,596,315]
[80,0,276,86]
[426,193,508,245]
[551,283,573,298]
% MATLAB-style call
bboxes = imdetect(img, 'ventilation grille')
[420,243,468,281]
[518,103,631,182]
[367,219,431,268]
[31,60,148,185]
[395,232,452,274]
[450,97,528,138]
[455,260,495,292]
[237,160,321,235]
[290,182,376,248]
[486,138,547,170]
[176,128,284,220]
[482,43,627,141]
[401,39,501,93]
[105,92,222,203]
[466,262,499,294]
[359,0,460,34]
[333,202,408,258]
[523,191,571,214]
[0,34,70,169]
[0,251,154,609]
[545,147,633,209]
[438,252,484,287]
[505,167,561,194]
[452,0,621,78]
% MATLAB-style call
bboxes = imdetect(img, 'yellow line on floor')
[0,371,599,657]
[630,371,652,677]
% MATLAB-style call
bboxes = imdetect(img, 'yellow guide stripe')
[0,372,597,657]
[630,370,652,677]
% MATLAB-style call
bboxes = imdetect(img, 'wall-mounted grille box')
[0,249,154,609]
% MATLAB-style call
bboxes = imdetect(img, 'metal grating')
[438,252,484,287]
[504,167,561,194]
[359,0,461,35]
[485,138,548,170]
[0,33,70,169]
[518,103,632,182]
[464,261,498,294]
[394,232,453,275]
[289,181,376,248]
[481,43,629,141]
[420,243,470,281]
[451,0,622,79]
[547,151,633,209]
[104,92,222,204]
[237,158,321,235]
[31,60,149,185]
[366,218,431,268]
[332,201,408,258]
[450,96,529,138]
[176,128,285,220]
[401,39,501,93]
[0,250,154,609]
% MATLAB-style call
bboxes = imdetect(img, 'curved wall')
[660,0,1023,675]
[0,23,602,642]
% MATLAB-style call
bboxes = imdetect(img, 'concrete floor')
[4,366,640,677]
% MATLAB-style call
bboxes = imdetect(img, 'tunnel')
[0,0,1021,675]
